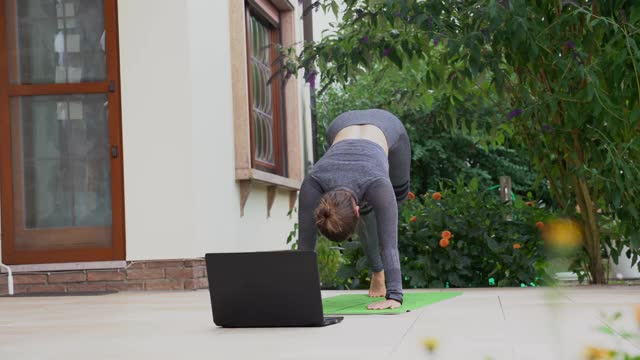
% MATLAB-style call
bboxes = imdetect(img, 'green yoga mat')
[322,292,462,315]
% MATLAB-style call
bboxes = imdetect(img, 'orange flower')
[635,304,640,326]
[526,201,534,207]
[408,191,416,200]
[536,221,545,230]
[410,215,417,223]
[432,192,442,201]
[439,238,449,248]
[513,243,521,250]
[441,230,452,239]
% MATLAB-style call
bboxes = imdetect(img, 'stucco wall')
[118,0,303,260]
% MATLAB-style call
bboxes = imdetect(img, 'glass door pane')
[249,14,275,166]
[6,0,106,84]
[10,94,112,250]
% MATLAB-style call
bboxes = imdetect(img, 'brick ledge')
[0,258,208,295]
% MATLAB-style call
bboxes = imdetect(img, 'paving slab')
[0,287,638,360]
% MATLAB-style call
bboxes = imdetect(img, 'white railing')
[0,263,14,295]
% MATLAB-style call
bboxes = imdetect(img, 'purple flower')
[394,12,401,18]
[507,108,523,120]
[305,70,317,88]
[382,47,392,57]
[541,124,553,133]
[566,40,575,49]
[433,37,440,46]
[360,36,370,44]
[481,28,490,42]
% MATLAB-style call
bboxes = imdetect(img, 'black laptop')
[205,251,344,327]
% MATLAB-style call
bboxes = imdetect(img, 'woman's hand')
[367,299,401,310]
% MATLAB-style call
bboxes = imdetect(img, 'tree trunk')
[588,247,606,284]
[575,177,606,284]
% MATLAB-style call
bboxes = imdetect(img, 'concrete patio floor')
[0,287,638,360]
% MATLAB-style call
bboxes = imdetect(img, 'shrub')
[336,180,554,289]
[315,236,343,289]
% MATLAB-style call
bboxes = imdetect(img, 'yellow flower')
[583,346,613,360]
[543,219,583,248]
[422,338,439,353]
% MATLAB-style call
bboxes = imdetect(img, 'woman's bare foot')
[367,299,401,310]
[368,271,386,297]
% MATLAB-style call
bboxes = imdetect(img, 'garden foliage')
[335,181,552,289]
[289,0,640,283]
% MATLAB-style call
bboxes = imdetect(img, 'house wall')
[0,0,307,266]
[118,0,305,261]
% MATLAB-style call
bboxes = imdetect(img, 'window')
[246,2,285,176]
[230,0,302,215]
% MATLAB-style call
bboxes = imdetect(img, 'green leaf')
[388,48,403,69]
[470,177,479,191]
[597,326,615,335]
[331,1,339,18]
[486,236,499,252]
[630,231,640,250]
[343,241,361,250]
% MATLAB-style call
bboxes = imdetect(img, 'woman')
[298,109,411,310]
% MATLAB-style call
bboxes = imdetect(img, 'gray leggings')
[358,132,410,273]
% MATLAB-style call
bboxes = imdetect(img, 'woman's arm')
[365,177,403,304]
[298,176,324,251]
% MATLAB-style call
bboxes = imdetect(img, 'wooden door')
[0,0,124,264]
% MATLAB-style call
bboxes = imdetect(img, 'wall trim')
[1,261,127,273]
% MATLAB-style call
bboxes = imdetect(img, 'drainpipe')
[0,263,14,295]
[302,0,317,172]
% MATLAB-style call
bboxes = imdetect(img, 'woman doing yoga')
[298,109,411,310]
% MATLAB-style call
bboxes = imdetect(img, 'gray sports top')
[298,140,403,303]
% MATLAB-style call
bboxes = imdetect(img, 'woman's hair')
[314,190,359,242]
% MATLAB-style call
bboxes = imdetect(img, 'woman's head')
[314,190,359,242]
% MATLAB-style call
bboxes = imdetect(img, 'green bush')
[315,237,343,289]
[336,180,554,289]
